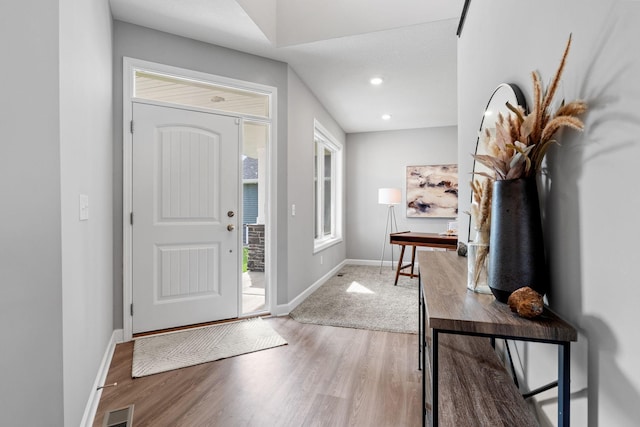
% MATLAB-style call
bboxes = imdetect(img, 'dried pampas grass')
[470,178,492,243]
[470,178,492,284]
[473,34,587,180]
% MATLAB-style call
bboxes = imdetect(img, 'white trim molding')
[273,260,348,315]
[312,119,343,254]
[80,329,123,427]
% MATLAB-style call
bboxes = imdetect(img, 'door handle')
[227,211,235,218]
[227,224,235,232]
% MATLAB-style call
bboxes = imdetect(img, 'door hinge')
[130,303,134,316]
[130,212,134,225]
[235,118,240,125]
[130,120,134,134]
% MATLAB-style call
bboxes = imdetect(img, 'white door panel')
[132,102,240,334]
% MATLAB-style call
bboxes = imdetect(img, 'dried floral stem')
[541,34,572,118]
[472,34,587,180]
[469,177,492,287]
[474,244,489,284]
[470,178,492,244]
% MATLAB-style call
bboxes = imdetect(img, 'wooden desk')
[418,251,577,426]
[389,232,457,286]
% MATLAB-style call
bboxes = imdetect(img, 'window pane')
[323,181,332,235]
[135,70,269,118]
[242,120,268,229]
[323,148,332,236]
[314,142,319,239]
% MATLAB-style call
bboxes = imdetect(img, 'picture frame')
[406,164,458,218]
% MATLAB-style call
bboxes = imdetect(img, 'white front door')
[131,102,240,334]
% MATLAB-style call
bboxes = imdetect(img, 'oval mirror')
[468,83,526,241]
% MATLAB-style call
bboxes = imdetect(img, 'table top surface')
[419,251,577,343]
[389,231,458,246]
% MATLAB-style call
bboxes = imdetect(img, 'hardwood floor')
[94,317,422,427]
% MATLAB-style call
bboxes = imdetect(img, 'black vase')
[488,177,548,303]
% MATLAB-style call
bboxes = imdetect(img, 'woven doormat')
[132,317,287,377]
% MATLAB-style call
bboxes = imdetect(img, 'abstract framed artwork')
[406,164,458,218]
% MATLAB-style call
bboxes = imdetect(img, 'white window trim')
[313,119,343,253]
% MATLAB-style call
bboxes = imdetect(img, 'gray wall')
[458,1,640,425]
[346,127,457,262]
[287,69,346,302]
[0,1,63,425]
[60,0,114,424]
[112,21,290,321]
[0,0,113,425]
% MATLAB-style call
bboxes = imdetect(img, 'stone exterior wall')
[247,224,265,272]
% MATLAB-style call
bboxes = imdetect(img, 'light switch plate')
[79,194,89,221]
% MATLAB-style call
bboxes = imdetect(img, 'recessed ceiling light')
[382,114,392,120]
[370,77,384,86]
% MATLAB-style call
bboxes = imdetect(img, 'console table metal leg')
[419,282,423,371]
[558,342,570,427]
[422,328,426,427]
[420,277,425,426]
[431,330,439,427]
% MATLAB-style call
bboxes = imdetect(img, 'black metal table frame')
[418,274,571,427]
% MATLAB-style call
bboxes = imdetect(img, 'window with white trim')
[313,120,343,252]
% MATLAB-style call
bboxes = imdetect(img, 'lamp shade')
[378,188,401,205]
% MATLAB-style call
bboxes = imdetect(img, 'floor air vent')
[103,405,134,427]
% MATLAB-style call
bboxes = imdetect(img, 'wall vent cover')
[103,404,134,427]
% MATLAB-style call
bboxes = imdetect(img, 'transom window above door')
[134,70,270,119]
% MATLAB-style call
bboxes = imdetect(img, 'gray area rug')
[290,264,418,334]
[132,317,287,377]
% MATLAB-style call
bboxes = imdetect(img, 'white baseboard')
[347,252,441,268]
[346,258,380,266]
[273,260,348,315]
[80,329,123,427]
[272,258,409,316]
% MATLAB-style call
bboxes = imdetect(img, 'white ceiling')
[109,0,462,133]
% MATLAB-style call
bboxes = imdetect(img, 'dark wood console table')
[418,251,577,427]
[389,232,457,286]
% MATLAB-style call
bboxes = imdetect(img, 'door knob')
[227,224,235,231]
[227,211,235,218]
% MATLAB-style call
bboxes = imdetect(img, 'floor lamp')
[379,188,401,273]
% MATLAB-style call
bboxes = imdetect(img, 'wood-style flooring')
[94,316,422,427]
